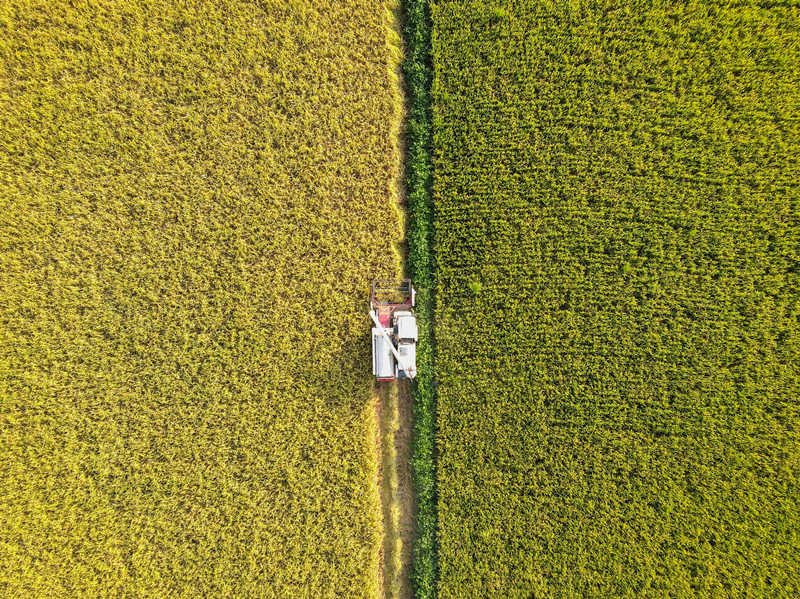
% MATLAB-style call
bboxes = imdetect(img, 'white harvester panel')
[393,311,418,379]
[394,311,418,341]
[395,340,417,379]
[372,328,396,380]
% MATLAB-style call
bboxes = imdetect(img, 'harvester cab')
[370,279,418,381]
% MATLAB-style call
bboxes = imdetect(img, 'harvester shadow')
[286,328,414,598]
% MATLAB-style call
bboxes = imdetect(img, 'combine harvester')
[370,280,418,381]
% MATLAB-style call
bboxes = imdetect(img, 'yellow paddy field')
[0,1,404,596]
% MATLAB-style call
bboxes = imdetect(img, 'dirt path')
[375,381,415,599]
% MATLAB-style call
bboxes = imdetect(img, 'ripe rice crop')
[0,1,404,597]
[431,1,800,597]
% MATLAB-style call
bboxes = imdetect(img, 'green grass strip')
[402,0,437,597]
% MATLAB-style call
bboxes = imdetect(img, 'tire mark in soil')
[375,381,415,599]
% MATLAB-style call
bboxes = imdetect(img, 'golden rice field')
[0,1,404,597]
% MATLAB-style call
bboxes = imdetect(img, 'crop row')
[402,0,438,598]
[430,1,800,597]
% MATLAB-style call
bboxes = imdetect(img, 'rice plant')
[0,1,404,597]
[431,1,800,597]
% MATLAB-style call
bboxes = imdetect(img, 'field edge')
[401,0,438,597]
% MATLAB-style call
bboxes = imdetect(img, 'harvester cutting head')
[370,279,417,381]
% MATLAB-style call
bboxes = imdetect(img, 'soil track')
[375,382,415,599]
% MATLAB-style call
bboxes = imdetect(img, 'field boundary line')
[401,0,438,597]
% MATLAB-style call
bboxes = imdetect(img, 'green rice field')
[430,1,800,596]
